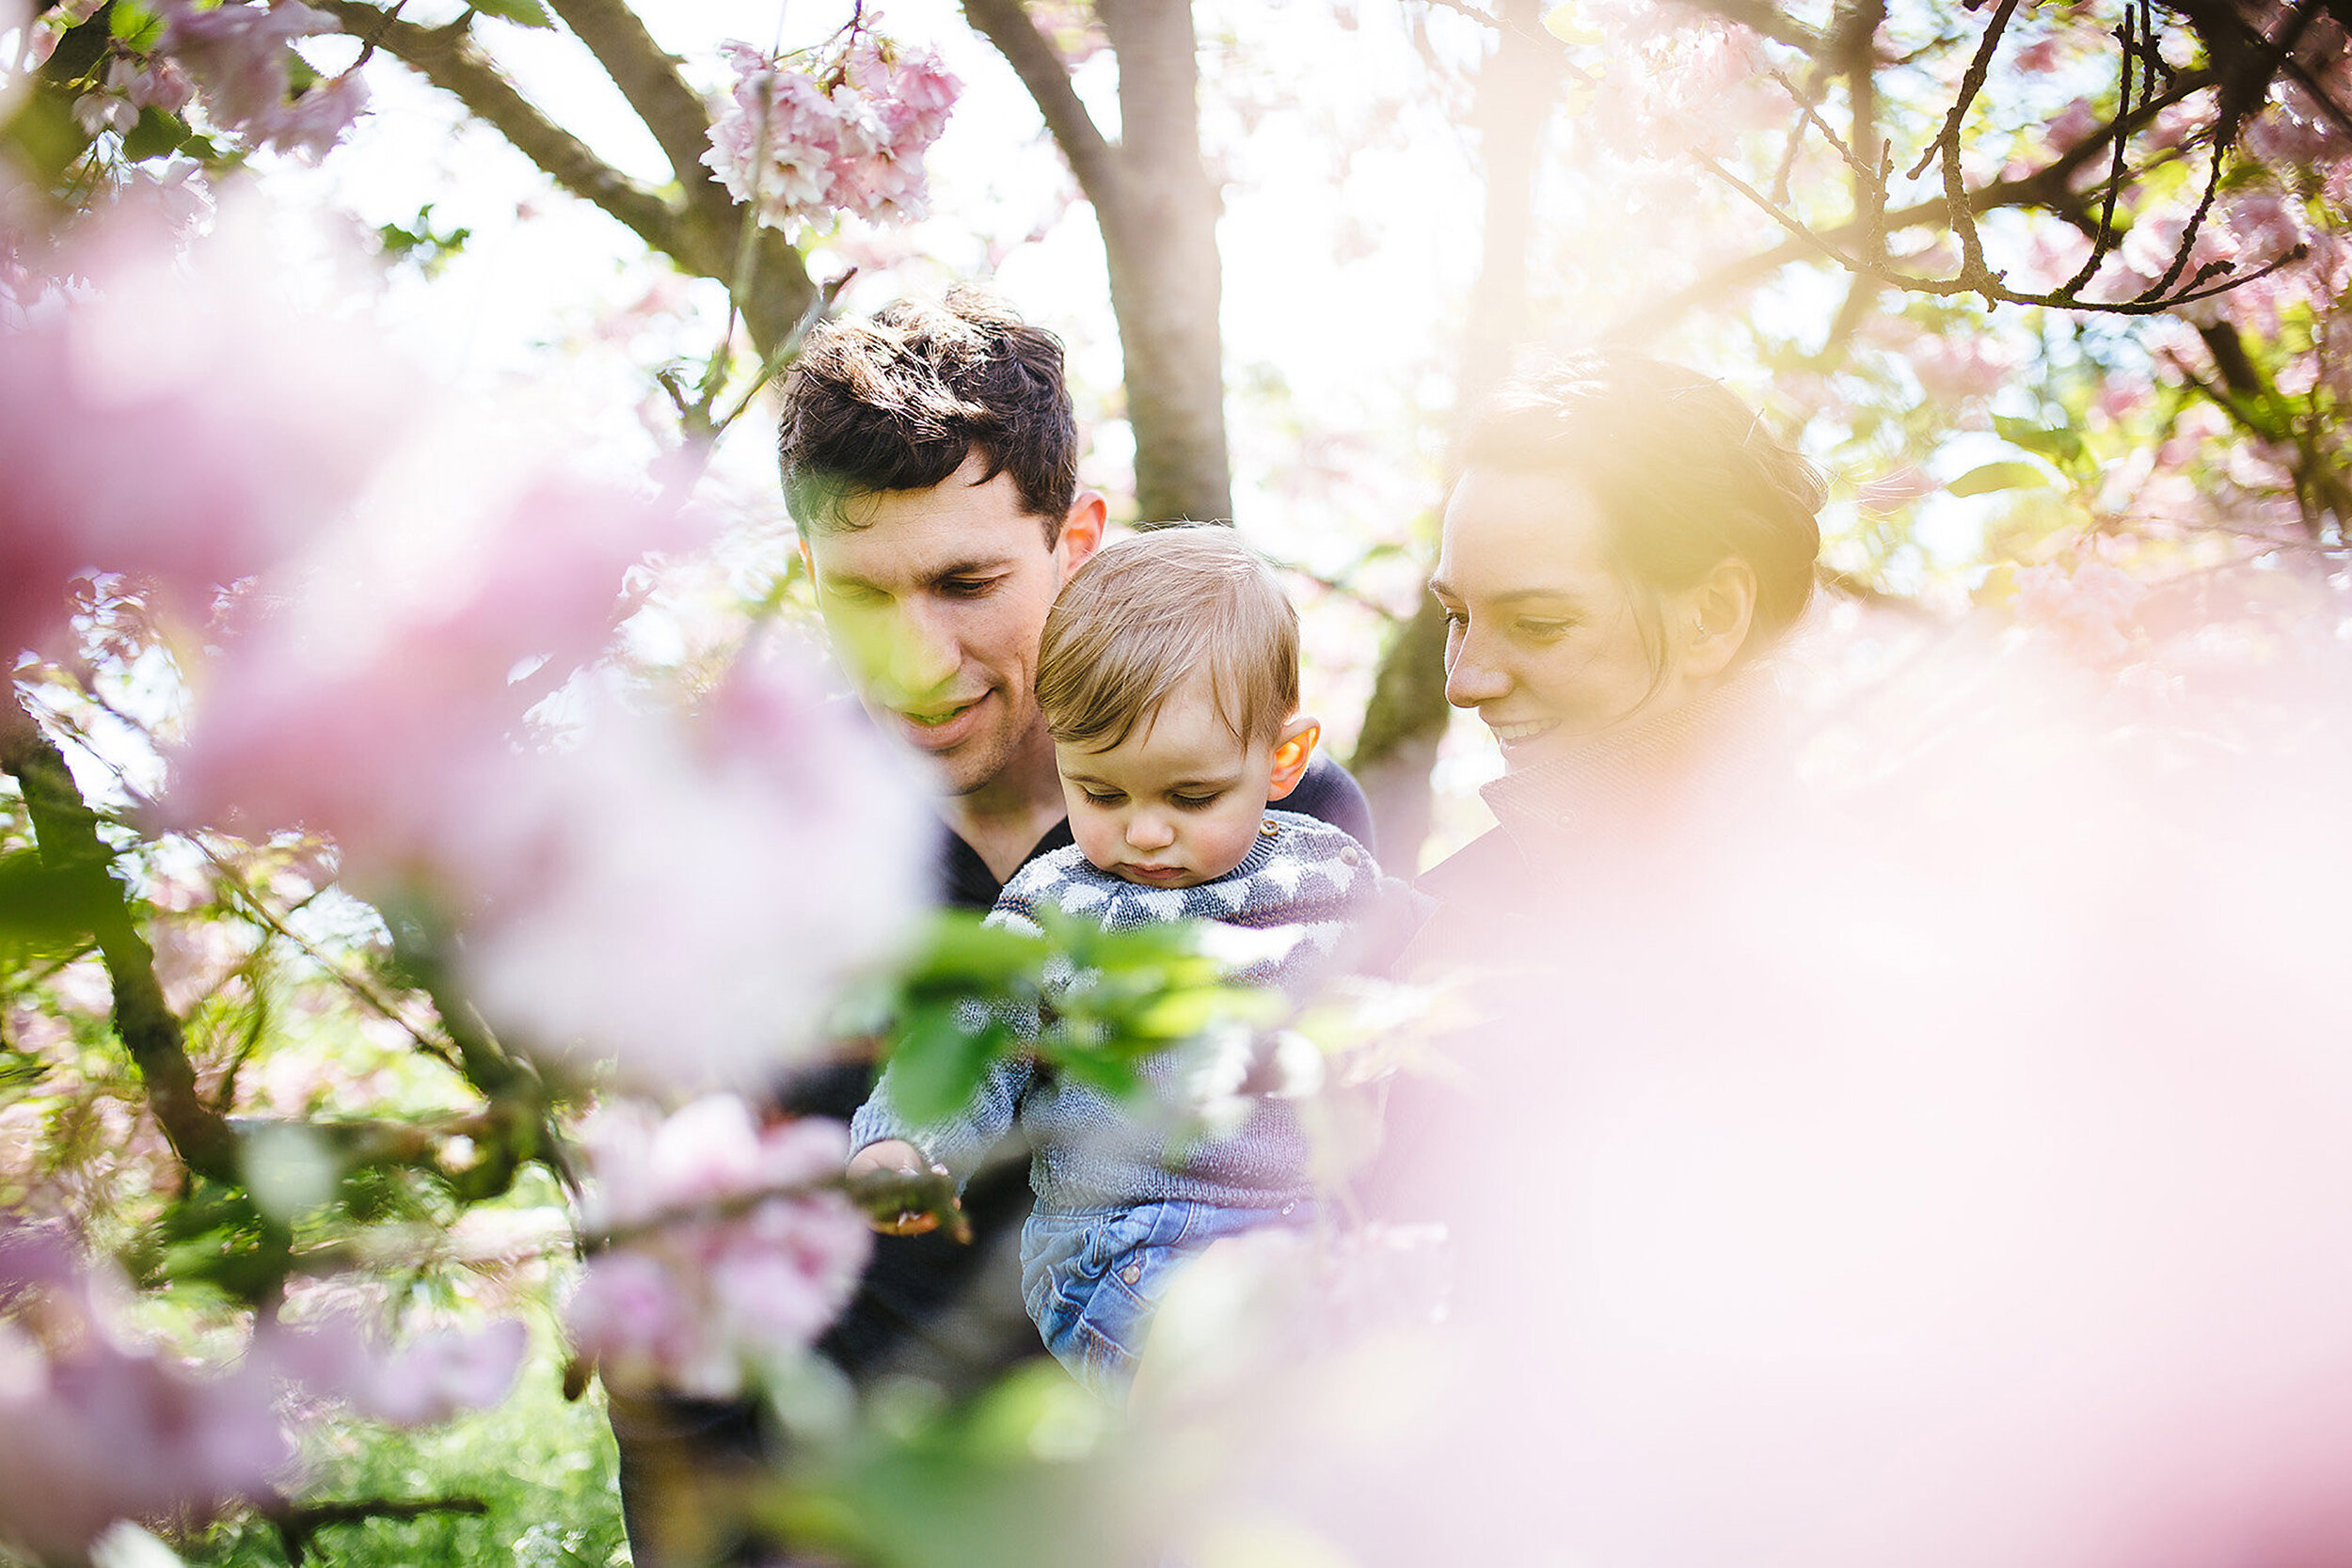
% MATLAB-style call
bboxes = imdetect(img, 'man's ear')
[1057,491,1108,581]
[796,535,816,590]
[1677,556,1758,683]
[1267,716,1320,800]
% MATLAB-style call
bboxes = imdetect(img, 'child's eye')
[1080,788,1125,806]
[1170,793,1222,810]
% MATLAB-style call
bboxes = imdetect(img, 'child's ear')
[1267,716,1320,800]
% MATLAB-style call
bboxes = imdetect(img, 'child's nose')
[1125,813,1175,851]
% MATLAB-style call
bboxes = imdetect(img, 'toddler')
[847,527,1405,1392]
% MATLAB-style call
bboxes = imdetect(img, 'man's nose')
[875,602,960,700]
[1125,812,1175,851]
[1443,629,1510,708]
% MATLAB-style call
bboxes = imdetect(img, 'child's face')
[1056,673,1301,890]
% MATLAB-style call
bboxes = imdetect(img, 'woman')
[1411,352,1825,950]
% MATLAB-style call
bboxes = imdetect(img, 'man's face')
[803,456,1100,799]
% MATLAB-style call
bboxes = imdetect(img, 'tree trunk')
[964,0,1232,527]
[1095,0,1231,526]
[1351,0,1558,867]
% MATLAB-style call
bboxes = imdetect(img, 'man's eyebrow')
[926,556,1020,581]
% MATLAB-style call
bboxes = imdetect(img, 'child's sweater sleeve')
[844,885,1050,1185]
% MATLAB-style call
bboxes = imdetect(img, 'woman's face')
[1431,467,1697,772]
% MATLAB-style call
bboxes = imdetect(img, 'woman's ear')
[1267,716,1321,800]
[1678,557,1758,682]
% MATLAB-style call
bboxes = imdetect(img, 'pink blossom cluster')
[1575,0,1780,165]
[169,594,934,1090]
[701,31,960,232]
[0,1221,289,1561]
[564,1097,870,1399]
[1192,636,2352,1568]
[0,212,401,662]
[2010,560,2148,665]
[253,1305,528,1428]
[152,0,369,162]
[0,1219,534,1560]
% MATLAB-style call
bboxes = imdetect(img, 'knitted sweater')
[850,810,1400,1212]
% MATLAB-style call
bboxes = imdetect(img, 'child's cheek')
[1073,811,1123,877]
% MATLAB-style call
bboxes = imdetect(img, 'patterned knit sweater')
[850,810,1404,1212]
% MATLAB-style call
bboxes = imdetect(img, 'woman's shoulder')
[1411,827,1524,908]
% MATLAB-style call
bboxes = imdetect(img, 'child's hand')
[844,1141,969,1242]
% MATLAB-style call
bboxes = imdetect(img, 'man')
[782,287,1371,912]
[780,284,1371,1368]
[612,288,1370,1563]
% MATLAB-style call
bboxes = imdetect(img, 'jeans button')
[1120,1263,1143,1286]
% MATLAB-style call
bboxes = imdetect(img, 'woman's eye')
[1516,619,1573,641]
[1439,608,1468,631]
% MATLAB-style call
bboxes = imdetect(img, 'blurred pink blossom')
[1179,633,2352,1568]
[256,1308,527,1428]
[0,1220,290,1560]
[1855,465,1934,515]
[0,208,406,658]
[262,69,367,162]
[702,31,960,232]
[152,0,365,157]
[2010,560,2147,664]
[566,1098,868,1398]
[452,652,933,1090]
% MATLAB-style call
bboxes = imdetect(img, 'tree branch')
[1,690,238,1182]
[961,0,1122,204]
[1667,0,1824,51]
[544,0,715,198]
[1608,68,2219,340]
[318,3,814,353]
[265,1495,488,1567]
[317,4,686,260]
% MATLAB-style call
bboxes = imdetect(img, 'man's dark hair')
[778,287,1079,543]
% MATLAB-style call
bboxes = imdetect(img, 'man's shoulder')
[1287,753,1375,854]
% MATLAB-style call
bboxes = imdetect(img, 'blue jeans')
[1021,1198,1308,1394]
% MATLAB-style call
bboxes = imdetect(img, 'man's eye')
[827,584,883,608]
[940,576,1000,598]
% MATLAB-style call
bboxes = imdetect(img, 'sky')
[272,0,1514,862]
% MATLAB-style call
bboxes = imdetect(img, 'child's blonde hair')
[1037,526,1299,752]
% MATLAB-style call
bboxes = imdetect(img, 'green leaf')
[1992,415,2086,464]
[885,1002,1020,1127]
[1947,460,2054,497]
[120,104,194,162]
[0,849,102,962]
[109,0,165,50]
[469,0,556,27]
